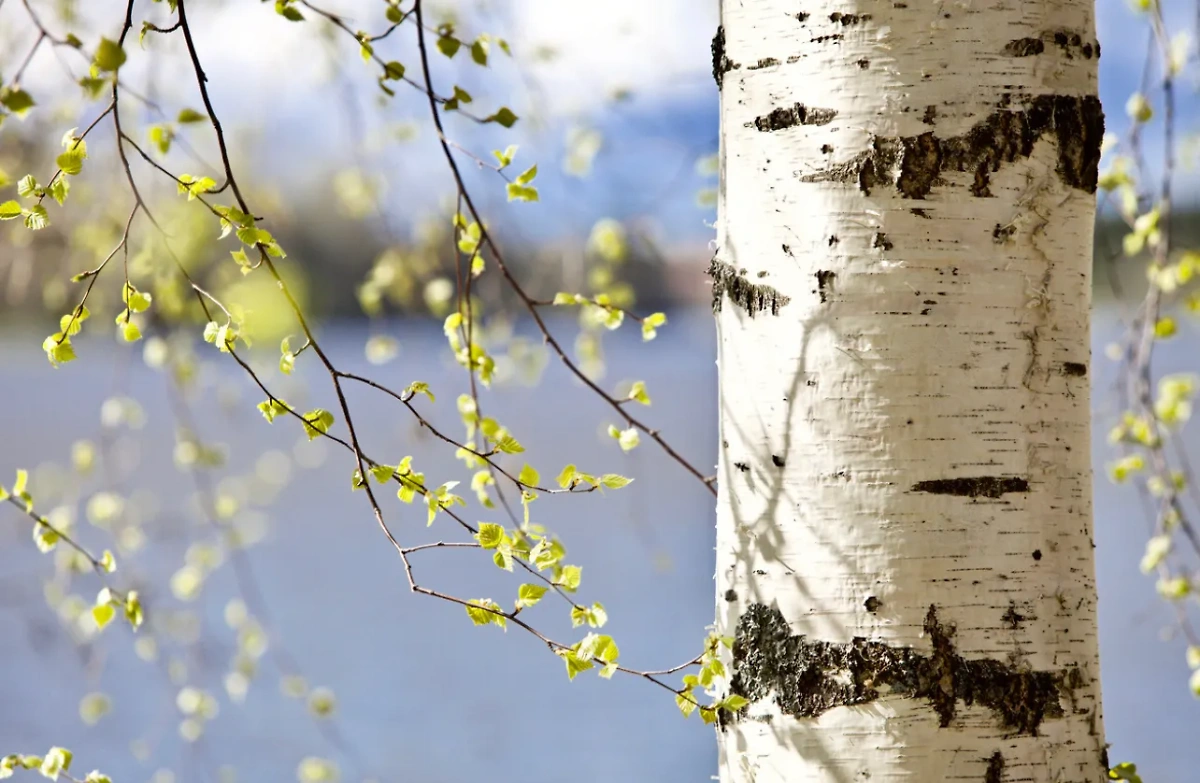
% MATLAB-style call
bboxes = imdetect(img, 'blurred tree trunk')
[711,2,1108,781]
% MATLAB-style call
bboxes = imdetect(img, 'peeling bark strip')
[911,476,1030,499]
[754,103,838,132]
[712,26,739,88]
[730,604,1074,735]
[708,259,791,316]
[801,94,1104,197]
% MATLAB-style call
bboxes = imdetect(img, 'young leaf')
[94,37,127,72]
[515,584,547,609]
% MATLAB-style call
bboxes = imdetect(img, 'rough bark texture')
[713,2,1106,782]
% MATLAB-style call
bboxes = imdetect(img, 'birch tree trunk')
[711,2,1107,781]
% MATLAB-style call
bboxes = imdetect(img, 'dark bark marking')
[1032,549,1043,561]
[911,207,932,218]
[984,751,1005,783]
[1005,38,1045,57]
[811,34,844,44]
[801,95,1104,197]
[922,105,938,125]
[911,476,1030,499]
[1060,361,1087,377]
[864,596,881,613]
[1002,601,1026,630]
[771,454,786,468]
[730,604,1075,734]
[712,26,739,88]
[857,58,870,69]
[830,12,871,25]
[754,103,838,132]
[709,259,791,317]
[797,11,810,22]
[821,143,834,154]
[725,588,739,602]
[816,270,835,302]
[734,461,750,472]
[993,223,1016,242]
[873,232,894,251]
[749,57,780,70]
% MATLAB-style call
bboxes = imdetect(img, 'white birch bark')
[712,2,1107,782]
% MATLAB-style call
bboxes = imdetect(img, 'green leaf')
[642,312,667,341]
[0,201,21,220]
[23,204,49,230]
[100,550,117,573]
[42,333,76,366]
[148,124,173,155]
[600,474,632,489]
[515,584,547,609]
[47,177,69,205]
[0,88,35,118]
[56,148,86,175]
[177,108,207,123]
[486,107,519,128]
[515,165,538,186]
[436,36,461,58]
[493,144,518,167]
[39,748,72,780]
[628,380,651,405]
[94,37,127,72]
[383,61,405,80]
[256,398,290,423]
[506,184,538,202]
[465,598,506,629]
[555,564,582,592]
[404,381,434,401]
[124,591,143,628]
[92,603,116,630]
[475,522,505,549]
[556,464,577,489]
[123,283,152,312]
[275,0,305,21]
[121,321,142,342]
[721,694,750,711]
[518,463,540,487]
[302,409,334,440]
[676,691,697,717]
[557,649,593,680]
[17,174,39,198]
[471,38,489,65]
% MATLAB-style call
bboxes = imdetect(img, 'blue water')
[0,308,1197,782]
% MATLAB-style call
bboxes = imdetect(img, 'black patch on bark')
[911,476,1030,499]
[922,105,938,125]
[993,223,1016,242]
[1032,549,1043,561]
[1005,37,1045,57]
[830,12,871,25]
[771,454,786,468]
[1060,361,1088,377]
[734,461,750,472]
[984,751,1005,783]
[797,11,810,22]
[1002,602,1026,630]
[712,26,739,88]
[725,588,738,602]
[801,94,1104,197]
[708,259,791,317]
[857,58,870,69]
[811,34,844,44]
[749,57,780,70]
[815,270,835,302]
[911,208,932,218]
[730,604,1074,734]
[864,596,881,613]
[821,143,834,154]
[754,103,838,132]
[873,232,894,251]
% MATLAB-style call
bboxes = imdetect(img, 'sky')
[3,0,1196,246]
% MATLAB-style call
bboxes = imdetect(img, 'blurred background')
[1,0,1199,781]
